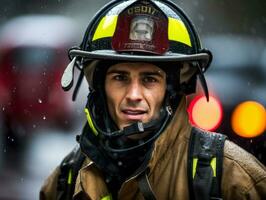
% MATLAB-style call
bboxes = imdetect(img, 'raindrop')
[33,124,37,129]
[118,161,123,166]
[3,149,7,153]
[2,107,5,111]
[43,116,46,120]
[38,99,43,104]
[7,136,14,142]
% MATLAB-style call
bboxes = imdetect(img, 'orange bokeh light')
[188,95,223,131]
[231,101,266,138]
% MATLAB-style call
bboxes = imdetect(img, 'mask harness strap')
[137,169,157,200]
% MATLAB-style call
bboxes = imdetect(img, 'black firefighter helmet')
[61,0,212,179]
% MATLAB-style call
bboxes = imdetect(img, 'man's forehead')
[107,62,166,74]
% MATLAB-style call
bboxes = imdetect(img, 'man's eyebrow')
[106,69,128,75]
[106,69,165,78]
[141,71,165,78]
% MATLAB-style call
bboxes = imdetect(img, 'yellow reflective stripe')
[92,15,118,41]
[67,169,73,185]
[210,157,217,177]
[101,195,112,200]
[168,17,192,47]
[192,157,217,178]
[192,158,198,178]
[84,108,98,136]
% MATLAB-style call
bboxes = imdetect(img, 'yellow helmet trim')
[92,16,192,47]
[92,15,118,41]
[85,108,98,136]
[192,157,217,178]
[168,17,192,47]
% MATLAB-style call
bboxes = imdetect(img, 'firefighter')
[40,0,266,199]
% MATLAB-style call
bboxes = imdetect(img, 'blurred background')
[0,0,265,199]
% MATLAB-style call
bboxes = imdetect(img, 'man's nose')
[125,80,143,102]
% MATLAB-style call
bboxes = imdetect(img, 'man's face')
[105,62,166,130]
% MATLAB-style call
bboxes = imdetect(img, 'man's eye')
[113,74,127,81]
[143,76,157,83]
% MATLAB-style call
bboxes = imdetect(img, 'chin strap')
[102,109,171,154]
[104,110,168,138]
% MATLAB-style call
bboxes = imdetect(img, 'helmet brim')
[69,49,211,68]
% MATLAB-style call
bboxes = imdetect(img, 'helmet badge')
[112,1,169,55]
[129,16,154,42]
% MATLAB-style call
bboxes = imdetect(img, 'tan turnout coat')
[40,97,266,200]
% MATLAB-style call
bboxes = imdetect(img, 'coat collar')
[148,96,192,173]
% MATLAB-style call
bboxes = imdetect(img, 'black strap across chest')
[187,127,227,200]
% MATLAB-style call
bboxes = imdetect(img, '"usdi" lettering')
[127,6,157,15]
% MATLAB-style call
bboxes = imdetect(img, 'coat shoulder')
[40,166,61,200]
[222,140,266,198]
[224,140,266,181]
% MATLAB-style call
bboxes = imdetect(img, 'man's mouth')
[121,109,147,120]
[122,109,146,115]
